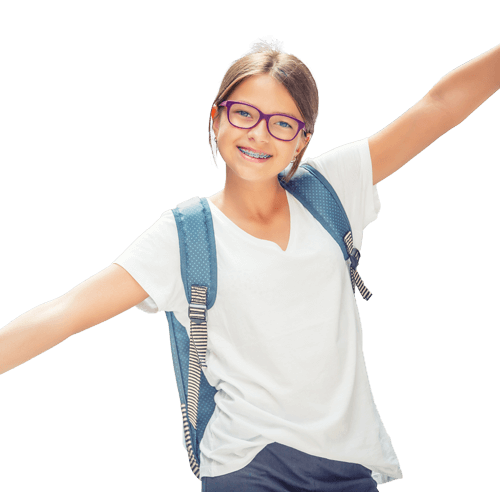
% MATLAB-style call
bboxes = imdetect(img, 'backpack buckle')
[349,247,360,270]
[189,302,207,324]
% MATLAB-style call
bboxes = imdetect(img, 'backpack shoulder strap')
[172,197,217,479]
[172,196,218,366]
[172,196,218,309]
[278,165,372,300]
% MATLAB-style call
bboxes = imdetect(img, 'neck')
[213,171,287,223]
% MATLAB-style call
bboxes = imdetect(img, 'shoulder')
[114,208,181,276]
[301,138,380,233]
[207,191,223,210]
[303,138,370,183]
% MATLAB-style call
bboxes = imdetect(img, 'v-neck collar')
[207,190,295,254]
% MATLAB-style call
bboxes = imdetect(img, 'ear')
[211,104,220,136]
[295,132,312,157]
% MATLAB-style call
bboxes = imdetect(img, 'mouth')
[237,146,272,161]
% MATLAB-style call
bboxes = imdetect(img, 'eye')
[236,110,252,118]
[276,120,292,129]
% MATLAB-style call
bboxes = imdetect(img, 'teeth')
[239,147,270,159]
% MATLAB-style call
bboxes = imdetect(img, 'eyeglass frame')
[218,100,308,142]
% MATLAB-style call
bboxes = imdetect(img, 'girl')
[1,39,499,492]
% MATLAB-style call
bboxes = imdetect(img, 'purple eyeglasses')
[219,101,307,142]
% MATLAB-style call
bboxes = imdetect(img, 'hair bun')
[243,35,285,56]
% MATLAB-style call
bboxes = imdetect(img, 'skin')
[210,74,312,231]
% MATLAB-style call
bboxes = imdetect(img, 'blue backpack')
[166,164,372,479]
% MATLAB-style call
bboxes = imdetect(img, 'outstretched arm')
[369,43,500,185]
[0,264,148,375]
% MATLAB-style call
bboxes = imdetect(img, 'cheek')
[217,119,239,143]
[280,143,298,161]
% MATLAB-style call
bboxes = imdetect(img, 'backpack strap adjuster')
[189,302,207,324]
[349,247,360,270]
[344,231,372,301]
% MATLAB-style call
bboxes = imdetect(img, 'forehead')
[230,74,302,119]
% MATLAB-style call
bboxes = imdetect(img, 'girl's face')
[212,74,311,184]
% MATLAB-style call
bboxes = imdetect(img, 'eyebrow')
[237,99,300,119]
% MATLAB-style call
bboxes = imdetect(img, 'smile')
[237,147,272,160]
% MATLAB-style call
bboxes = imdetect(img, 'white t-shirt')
[113,137,403,485]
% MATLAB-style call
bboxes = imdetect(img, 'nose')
[247,118,270,142]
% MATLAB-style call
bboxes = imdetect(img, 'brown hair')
[209,39,319,183]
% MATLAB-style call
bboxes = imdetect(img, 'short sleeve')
[113,210,185,314]
[302,137,381,233]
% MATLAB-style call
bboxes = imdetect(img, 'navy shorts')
[201,442,379,491]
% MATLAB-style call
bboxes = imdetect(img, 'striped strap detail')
[180,403,200,479]
[187,285,208,430]
[181,284,208,478]
[343,231,372,301]
[189,285,209,367]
